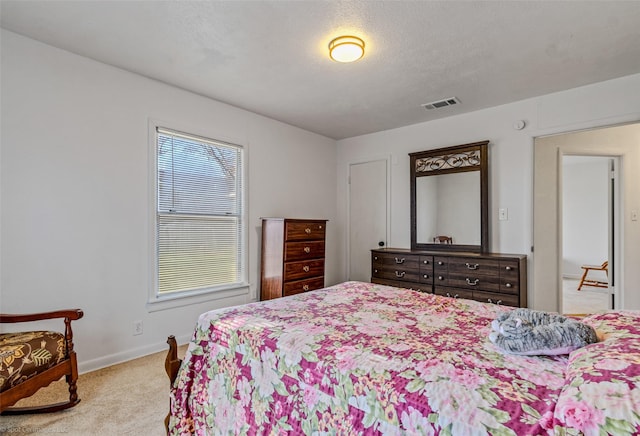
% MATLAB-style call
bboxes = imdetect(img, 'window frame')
[147,119,249,312]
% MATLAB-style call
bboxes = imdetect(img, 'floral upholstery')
[0,331,66,393]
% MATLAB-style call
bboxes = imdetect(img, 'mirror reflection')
[410,140,488,252]
[415,172,481,245]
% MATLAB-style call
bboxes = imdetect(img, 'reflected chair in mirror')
[0,309,83,414]
[433,235,453,244]
[577,261,608,291]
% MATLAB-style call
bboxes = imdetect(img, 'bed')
[166,281,640,435]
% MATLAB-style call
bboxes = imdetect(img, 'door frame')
[532,123,640,312]
[347,156,391,281]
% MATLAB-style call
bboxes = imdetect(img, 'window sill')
[146,283,250,312]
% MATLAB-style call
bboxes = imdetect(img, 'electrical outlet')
[632,210,638,221]
[133,320,143,336]
[499,208,508,221]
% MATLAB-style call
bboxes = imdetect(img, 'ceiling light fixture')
[328,36,365,63]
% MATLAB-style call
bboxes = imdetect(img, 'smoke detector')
[421,97,461,110]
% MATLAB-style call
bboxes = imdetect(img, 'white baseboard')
[77,333,192,374]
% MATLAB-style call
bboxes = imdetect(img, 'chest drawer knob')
[374,269,378,273]
[466,278,480,286]
[394,257,405,264]
[438,275,444,280]
[395,271,406,278]
[465,263,479,270]
[505,266,512,271]
[374,256,378,261]
[304,246,311,253]
[423,274,429,279]
[505,283,512,288]
[303,284,310,291]
[305,228,312,234]
[303,265,310,272]
[423,260,430,264]
[438,261,444,266]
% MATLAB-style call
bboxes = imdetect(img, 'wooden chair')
[577,261,608,291]
[433,235,453,244]
[0,309,83,414]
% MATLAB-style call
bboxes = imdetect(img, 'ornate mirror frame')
[409,140,489,253]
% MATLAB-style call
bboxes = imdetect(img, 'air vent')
[421,97,460,110]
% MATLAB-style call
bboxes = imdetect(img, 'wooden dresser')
[371,248,527,307]
[260,218,327,301]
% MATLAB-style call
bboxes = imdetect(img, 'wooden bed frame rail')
[164,335,182,434]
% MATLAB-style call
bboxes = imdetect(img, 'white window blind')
[156,127,245,295]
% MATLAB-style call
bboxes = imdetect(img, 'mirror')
[410,141,489,252]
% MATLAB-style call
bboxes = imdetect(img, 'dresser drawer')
[447,273,501,292]
[284,259,325,281]
[283,276,325,296]
[434,286,473,300]
[472,290,519,307]
[499,260,520,293]
[372,265,421,283]
[284,241,325,261]
[285,221,326,241]
[372,253,420,270]
[447,258,500,276]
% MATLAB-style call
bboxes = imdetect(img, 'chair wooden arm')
[0,309,84,324]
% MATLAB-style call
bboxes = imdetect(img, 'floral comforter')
[168,281,640,435]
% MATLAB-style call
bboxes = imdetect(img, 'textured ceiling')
[2,1,639,139]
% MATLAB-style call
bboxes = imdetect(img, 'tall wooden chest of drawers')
[371,248,527,307]
[260,218,327,301]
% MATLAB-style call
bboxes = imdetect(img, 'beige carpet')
[562,278,610,314]
[1,345,187,435]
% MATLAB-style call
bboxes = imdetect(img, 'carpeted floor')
[562,278,609,314]
[1,345,187,435]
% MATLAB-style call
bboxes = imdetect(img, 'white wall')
[562,157,609,279]
[336,73,640,309]
[0,30,338,372]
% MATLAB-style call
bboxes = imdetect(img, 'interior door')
[348,159,388,281]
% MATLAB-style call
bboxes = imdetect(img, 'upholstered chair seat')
[1,331,67,393]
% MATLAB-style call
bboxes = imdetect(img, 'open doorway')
[561,155,614,313]
[533,122,640,314]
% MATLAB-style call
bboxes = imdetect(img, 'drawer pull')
[303,265,310,272]
[395,271,406,278]
[394,257,405,264]
[303,285,310,291]
[423,274,429,279]
[466,278,480,286]
[423,260,430,264]
[438,275,444,281]
[505,283,512,288]
[305,228,312,234]
[446,293,460,299]
[438,261,444,266]
[505,266,512,271]
[374,256,378,261]
[487,298,503,305]
[465,263,479,270]
[304,246,311,253]
[374,269,378,273]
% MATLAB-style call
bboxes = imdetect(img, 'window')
[153,127,245,300]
